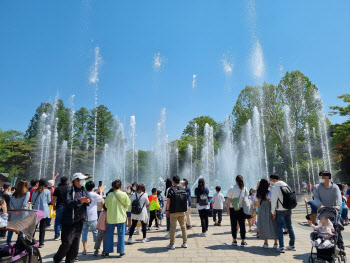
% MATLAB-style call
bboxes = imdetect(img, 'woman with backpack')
[255,179,278,249]
[127,183,149,244]
[31,178,51,248]
[226,175,249,247]
[194,178,210,236]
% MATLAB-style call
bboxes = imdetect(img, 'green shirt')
[105,190,131,224]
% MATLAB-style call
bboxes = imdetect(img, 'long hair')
[136,183,146,193]
[13,180,28,198]
[165,178,172,192]
[256,179,269,201]
[197,178,206,194]
[235,175,244,190]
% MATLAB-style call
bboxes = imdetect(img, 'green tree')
[88,105,115,146]
[330,94,350,180]
[74,107,90,144]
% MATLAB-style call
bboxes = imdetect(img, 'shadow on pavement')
[138,246,170,253]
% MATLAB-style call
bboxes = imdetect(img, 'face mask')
[132,186,136,190]
[126,189,131,194]
[79,180,86,186]
[270,181,275,186]
[319,178,325,183]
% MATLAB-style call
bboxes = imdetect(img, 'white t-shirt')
[212,192,225,210]
[226,185,249,208]
[131,192,149,223]
[87,192,103,221]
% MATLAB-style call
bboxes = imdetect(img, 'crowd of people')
[0,170,348,262]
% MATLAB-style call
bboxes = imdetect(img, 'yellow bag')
[49,205,56,218]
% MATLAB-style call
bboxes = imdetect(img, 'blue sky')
[1,0,349,150]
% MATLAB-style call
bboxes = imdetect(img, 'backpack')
[242,195,253,215]
[131,193,145,215]
[198,193,208,206]
[171,187,187,213]
[278,185,297,210]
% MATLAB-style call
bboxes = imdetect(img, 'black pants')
[148,210,159,228]
[36,218,46,245]
[53,222,83,263]
[166,216,170,231]
[230,208,246,240]
[129,220,147,239]
[213,209,223,223]
[198,209,209,233]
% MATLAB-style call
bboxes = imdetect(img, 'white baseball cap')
[72,173,88,181]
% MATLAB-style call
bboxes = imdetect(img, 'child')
[94,204,107,256]
[212,186,225,226]
[157,190,164,227]
[148,188,161,230]
[308,216,334,249]
[125,186,133,234]
[247,188,256,232]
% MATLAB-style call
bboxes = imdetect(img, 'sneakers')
[141,238,149,243]
[167,244,175,250]
[75,257,79,262]
[94,250,99,256]
[273,244,278,249]
[134,230,140,235]
[127,238,132,244]
[103,253,109,258]
[181,243,187,248]
[232,241,238,246]
[165,233,170,239]
[277,247,285,253]
[147,227,151,230]
[39,244,44,248]
[82,251,86,255]
[54,236,60,241]
[101,251,106,257]
[199,232,207,237]
[286,245,296,251]
[263,243,268,249]
[241,242,248,247]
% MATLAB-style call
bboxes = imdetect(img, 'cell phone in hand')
[99,181,102,187]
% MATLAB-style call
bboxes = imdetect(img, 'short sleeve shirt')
[167,186,181,213]
[53,184,69,207]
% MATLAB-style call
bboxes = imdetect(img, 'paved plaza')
[3,206,349,262]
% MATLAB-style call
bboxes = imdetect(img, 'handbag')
[49,205,56,218]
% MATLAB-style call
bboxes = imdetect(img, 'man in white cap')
[53,173,90,263]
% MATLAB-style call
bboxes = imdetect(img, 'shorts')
[127,212,131,217]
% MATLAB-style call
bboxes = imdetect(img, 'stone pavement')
[3,205,349,262]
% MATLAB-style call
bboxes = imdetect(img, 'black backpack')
[171,187,188,213]
[278,185,297,210]
[198,193,208,206]
[131,193,145,215]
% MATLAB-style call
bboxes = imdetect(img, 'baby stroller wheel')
[308,256,314,263]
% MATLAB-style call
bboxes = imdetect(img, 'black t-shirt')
[53,184,69,207]
[167,186,181,213]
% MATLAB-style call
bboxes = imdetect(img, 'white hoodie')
[270,181,288,213]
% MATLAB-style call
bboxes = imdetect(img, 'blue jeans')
[105,223,125,254]
[82,220,98,242]
[341,207,348,220]
[54,205,64,238]
[6,231,13,244]
[276,210,295,248]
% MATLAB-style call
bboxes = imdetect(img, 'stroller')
[309,207,347,263]
[0,210,43,263]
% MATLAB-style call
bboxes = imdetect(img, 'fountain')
[60,140,68,178]
[130,115,137,183]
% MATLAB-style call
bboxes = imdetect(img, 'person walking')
[166,176,188,250]
[195,178,210,236]
[8,180,30,245]
[53,173,90,263]
[182,179,192,230]
[226,175,249,247]
[212,186,225,226]
[52,176,69,241]
[104,180,130,257]
[81,181,105,255]
[148,188,161,230]
[127,183,149,244]
[270,173,296,253]
[255,179,278,249]
[313,171,342,209]
[31,178,51,248]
